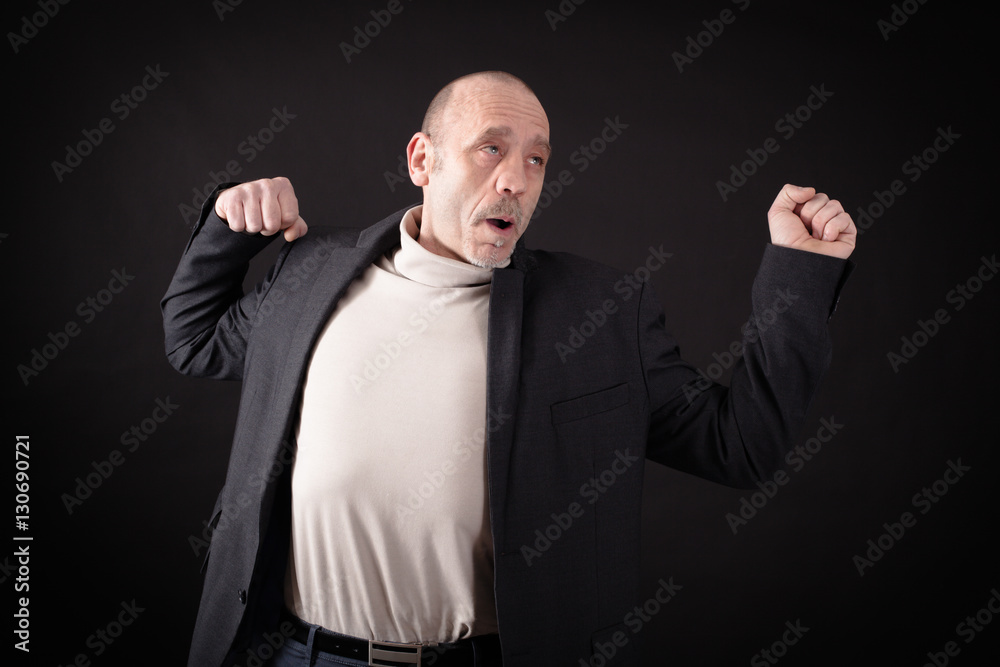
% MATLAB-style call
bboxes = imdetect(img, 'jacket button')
[238,589,247,604]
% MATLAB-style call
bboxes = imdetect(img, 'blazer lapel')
[266,205,528,554]
[272,207,410,430]
[485,248,527,549]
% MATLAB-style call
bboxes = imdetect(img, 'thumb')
[215,191,230,221]
[770,183,816,214]
[283,216,308,242]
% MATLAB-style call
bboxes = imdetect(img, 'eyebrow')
[469,126,553,158]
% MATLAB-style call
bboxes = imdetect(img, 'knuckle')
[245,182,263,201]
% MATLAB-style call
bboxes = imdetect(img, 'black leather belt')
[280,608,501,666]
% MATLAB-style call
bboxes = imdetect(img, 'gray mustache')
[477,200,524,228]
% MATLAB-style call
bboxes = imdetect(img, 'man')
[162,71,855,667]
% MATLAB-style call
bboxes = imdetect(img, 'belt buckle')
[369,639,422,666]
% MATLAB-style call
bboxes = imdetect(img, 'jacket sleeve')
[641,244,854,488]
[160,183,290,380]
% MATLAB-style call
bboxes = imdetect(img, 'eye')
[529,155,546,166]
[483,145,500,155]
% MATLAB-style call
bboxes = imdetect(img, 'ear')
[407,132,433,186]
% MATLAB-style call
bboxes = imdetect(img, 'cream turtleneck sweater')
[284,205,500,644]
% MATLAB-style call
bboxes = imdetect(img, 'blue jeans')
[265,623,369,667]
[262,614,501,666]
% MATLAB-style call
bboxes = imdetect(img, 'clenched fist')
[767,184,856,260]
[215,177,308,242]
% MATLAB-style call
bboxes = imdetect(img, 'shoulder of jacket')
[292,226,364,249]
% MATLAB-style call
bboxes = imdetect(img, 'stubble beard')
[463,198,527,269]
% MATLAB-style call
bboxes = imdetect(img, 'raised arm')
[160,177,306,380]
[643,184,855,488]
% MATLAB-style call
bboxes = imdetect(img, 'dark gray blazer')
[161,186,852,667]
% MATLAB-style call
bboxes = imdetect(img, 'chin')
[465,243,512,270]
[467,254,507,270]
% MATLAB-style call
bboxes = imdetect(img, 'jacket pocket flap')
[551,383,629,425]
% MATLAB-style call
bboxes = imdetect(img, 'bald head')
[405,70,549,268]
[421,71,538,164]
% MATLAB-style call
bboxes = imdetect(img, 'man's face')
[418,82,551,269]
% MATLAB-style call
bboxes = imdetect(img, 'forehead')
[448,81,550,145]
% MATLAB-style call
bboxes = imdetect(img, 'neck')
[412,206,466,263]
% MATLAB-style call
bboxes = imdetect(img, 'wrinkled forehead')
[447,81,550,143]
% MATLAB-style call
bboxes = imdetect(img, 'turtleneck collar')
[388,205,506,287]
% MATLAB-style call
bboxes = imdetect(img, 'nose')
[495,157,527,198]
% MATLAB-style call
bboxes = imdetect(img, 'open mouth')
[485,218,514,231]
